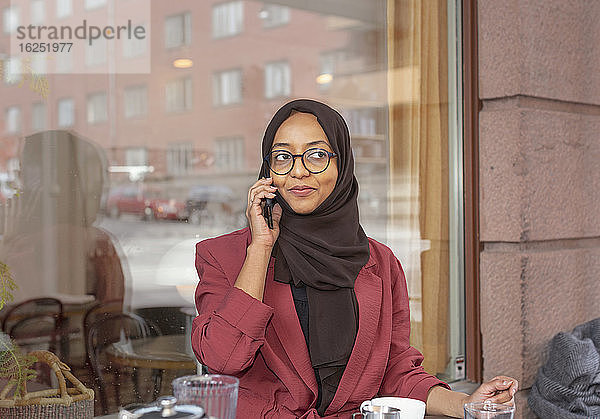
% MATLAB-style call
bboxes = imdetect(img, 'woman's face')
[270,112,338,214]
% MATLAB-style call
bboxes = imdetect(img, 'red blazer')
[191,228,448,418]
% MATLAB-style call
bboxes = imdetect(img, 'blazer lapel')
[325,258,382,414]
[263,259,318,397]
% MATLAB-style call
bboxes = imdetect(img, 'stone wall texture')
[478,1,600,418]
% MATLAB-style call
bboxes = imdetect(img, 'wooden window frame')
[463,0,482,383]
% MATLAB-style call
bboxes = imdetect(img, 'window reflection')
[0,0,458,413]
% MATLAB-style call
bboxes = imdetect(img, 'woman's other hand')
[426,376,518,417]
[246,177,282,249]
[466,376,519,405]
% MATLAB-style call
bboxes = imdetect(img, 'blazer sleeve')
[378,256,450,402]
[191,240,274,375]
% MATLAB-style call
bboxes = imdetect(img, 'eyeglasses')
[264,147,337,175]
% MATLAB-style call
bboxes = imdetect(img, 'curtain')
[388,0,449,375]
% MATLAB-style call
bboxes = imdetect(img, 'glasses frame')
[264,147,337,175]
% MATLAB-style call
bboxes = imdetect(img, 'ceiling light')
[316,73,333,84]
[173,58,193,69]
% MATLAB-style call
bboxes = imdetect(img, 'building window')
[319,50,346,91]
[3,58,22,85]
[167,142,193,175]
[2,6,19,34]
[165,77,193,113]
[30,0,45,25]
[87,92,107,124]
[123,24,148,58]
[125,147,148,166]
[57,98,74,127]
[213,69,242,106]
[86,38,107,67]
[165,12,191,49]
[212,1,243,39]
[85,0,106,11]
[55,52,73,73]
[124,85,148,119]
[264,61,290,99]
[56,0,72,18]
[31,53,47,75]
[215,136,244,172]
[260,4,290,28]
[31,102,46,131]
[5,106,21,134]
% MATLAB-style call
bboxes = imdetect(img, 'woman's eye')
[274,153,291,161]
[310,150,326,159]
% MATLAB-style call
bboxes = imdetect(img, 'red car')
[106,185,186,221]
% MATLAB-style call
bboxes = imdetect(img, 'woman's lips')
[288,187,316,197]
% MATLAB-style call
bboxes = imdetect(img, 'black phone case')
[263,197,274,229]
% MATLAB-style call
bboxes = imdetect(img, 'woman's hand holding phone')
[246,177,282,249]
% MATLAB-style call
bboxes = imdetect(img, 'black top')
[290,283,323,409]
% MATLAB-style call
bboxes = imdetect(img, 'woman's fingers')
[248,180,277,207]
[486,377,518,404]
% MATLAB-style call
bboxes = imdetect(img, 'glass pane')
[0,0,460,414]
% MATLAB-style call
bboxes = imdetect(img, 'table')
[105,334,197,371]
[97,415,449,418]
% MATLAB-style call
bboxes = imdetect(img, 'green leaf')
[0,334,38,398]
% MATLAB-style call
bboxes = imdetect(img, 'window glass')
[2,6,19,34]
[0,1,461,414]
[165,13,191,48]
[213,69,242,105]
[125,147,148,166]
[123,24,148,58]
[56,0,72,18]
[124,85,148,118]
[166,77,193,112]
[212,1,244,38]
[86,38,107,67]
[5,106,21,133]
[260,4,290,28]
[87,92,108,124]
[167,143,194,175]
[31,102,46,131]
[57,98,74,127]
[215,136,244,172]
[85,0,107,11]
[30,0,44,25]
[3,57,21,85]
[264,61,290,99]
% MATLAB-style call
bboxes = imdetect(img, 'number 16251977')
[18,43,73,53]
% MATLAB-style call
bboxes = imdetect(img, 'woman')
[191,99,517,418]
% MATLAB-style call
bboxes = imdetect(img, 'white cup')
[360,397,426,419]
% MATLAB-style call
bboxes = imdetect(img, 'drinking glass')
[352,405,401,418]
[464,401,515,419]
[172,374,239,419]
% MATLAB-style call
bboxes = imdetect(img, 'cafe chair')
[2,297,64,355]
[82,299,124,377]
[86,311,162,415]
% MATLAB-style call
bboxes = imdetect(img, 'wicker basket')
[0,350,94,419]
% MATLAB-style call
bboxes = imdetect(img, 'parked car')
[106,185,186,221]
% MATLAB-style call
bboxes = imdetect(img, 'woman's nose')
[289,155,310,178]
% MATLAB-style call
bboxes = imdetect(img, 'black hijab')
[259,99,370,415]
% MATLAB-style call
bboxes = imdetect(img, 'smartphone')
[262,197,275,229]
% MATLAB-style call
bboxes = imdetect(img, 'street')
[98,215,229,309]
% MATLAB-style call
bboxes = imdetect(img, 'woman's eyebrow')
[272,140,330,148]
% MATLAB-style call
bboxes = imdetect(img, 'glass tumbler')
[172,374,239,419]
[464,401,515,419]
